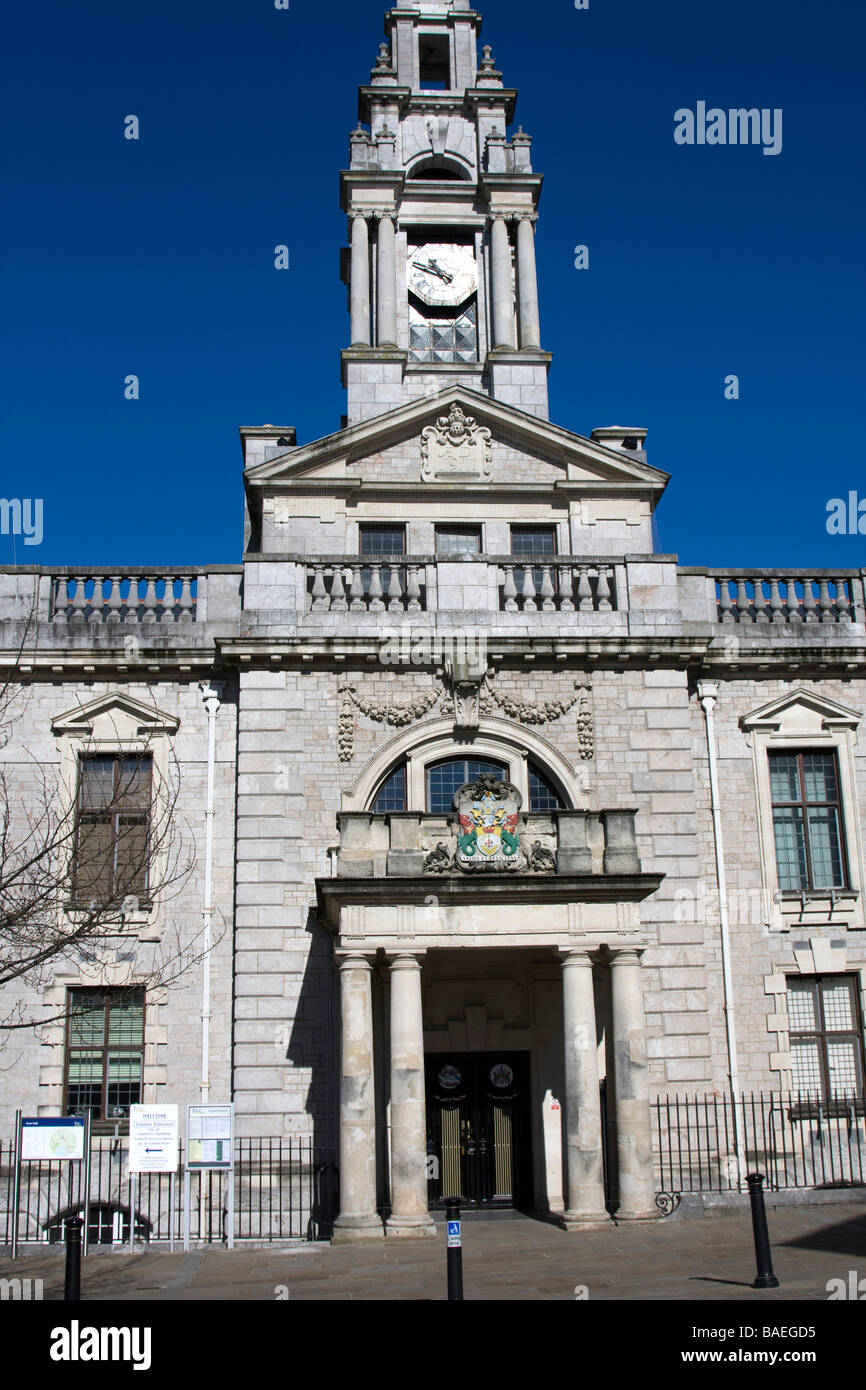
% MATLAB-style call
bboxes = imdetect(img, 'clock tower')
[341,0,550,424]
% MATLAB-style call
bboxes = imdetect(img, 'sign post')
[184,1104,234,1251]
[18,1116,87,1258]
[129,1105,180,1251]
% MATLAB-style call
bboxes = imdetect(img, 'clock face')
[408,243,477,307]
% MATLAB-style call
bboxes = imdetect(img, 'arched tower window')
[426,757,507,813]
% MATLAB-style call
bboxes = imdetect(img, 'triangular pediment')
[52,692,180,737]
[741,688,862,734]
[244,387,669,494]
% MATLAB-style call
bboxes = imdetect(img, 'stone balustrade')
[498,559,616,613]
[51,572,202,623]
[308,562,426,613]
[333,807,641,880]
[713,571,863,626]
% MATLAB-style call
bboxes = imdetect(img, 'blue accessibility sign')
[447,1220,461,1248]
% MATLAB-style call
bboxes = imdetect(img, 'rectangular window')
[435,525,482,556]
[65,988,145,1128]
[359,525,405,557]
[769,750,846,890]
[74,755,152,907]
[510,526,557,556]
[787,975,864,1102]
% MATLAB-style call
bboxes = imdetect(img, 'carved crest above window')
[420,403,492,483]
[455,774,526,873]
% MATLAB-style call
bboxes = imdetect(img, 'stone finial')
[375,42,391,70]
[480,45,495,71]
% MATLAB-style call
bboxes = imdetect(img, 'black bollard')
[445,1200,464,1302]
[746,1173,779,1289]
[64,1216,84,1302]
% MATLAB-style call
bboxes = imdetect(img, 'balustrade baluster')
[768,578,785,624]
[785,577,802,625]
[802,577,818,623]
[311,566,329,611]
[105,576,123,623]
[330,566,348,611]
[752,578,769,622]
[53,577,70,621]
[90,575,106,621]
[735,579,752,624]
[521,565,537,613]
[557,563,574,612]
[596,567,612,612]
[718,578,734,623]
[577,568,593,612]
[539,564,555,612]
[141,578,159,620]
[178,576,195,622]
[387,566,403,612]
[69,577,87,623]
[502,564,518,612]
[834,579,851,623]
[160,576,178,621]
[349,565,365,611]
[406,565,422,613]
[818,578,834,624]
[368,564,384,612]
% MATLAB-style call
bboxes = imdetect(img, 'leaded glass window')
[529,764,562,812]
[65,989,145,1129]
[788,976,864,1101]
[409,300,477,363]
[426,758,507,814]
[769,751,846,890]
[435,526,482,555]
[373,765,407,813]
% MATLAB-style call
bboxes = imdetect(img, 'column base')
[331,1215,384,1245]
[613,1205,662,1222]
[560,1208,611,1231]
[385,1215,438,1239]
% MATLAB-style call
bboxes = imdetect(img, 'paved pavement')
[3,1201,866,1300]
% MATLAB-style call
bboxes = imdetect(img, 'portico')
[318,803,663,1239]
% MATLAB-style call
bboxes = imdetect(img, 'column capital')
[609,947,645,967]
[387,950,427,969]
[335,951,376,971]
[371,207,397,224]
[558,947,595,967]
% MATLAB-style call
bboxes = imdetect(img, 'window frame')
[63,987,147,1134]
[741,692,864,933]
[769,749,849,892]
[73,753,153,909]
[786,974,865,1106]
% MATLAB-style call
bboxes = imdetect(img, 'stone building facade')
[1,0,864,1237]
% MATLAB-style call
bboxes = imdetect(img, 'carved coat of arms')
[420,403,492,482]
[454,774,525,872]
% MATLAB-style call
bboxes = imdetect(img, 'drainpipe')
[696,679,747,1183]
[199,681,225,1104]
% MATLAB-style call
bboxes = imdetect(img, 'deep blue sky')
[2,0,864,567]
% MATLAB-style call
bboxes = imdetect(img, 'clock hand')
[412,259,453,284]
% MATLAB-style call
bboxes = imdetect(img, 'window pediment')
[52,692,180,740]
[740,689,861,738]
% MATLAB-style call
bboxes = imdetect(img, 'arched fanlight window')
[372,763,407,813]
[426,758,507,813]
[528,762,562,812]
[370,754,567,814]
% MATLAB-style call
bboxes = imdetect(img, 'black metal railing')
[0,1136,337,1247]
[654,1092,866,1194]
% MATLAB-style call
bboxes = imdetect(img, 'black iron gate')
[426,1052,531,1208]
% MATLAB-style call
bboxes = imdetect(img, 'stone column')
[333,954,382,1242]
[386,953,436,1237]
[490,215,516,350]
[376,212,398,348]
[516,214,541,349]
[560,950,608,1227]
[610,949,657,1220]
[349,214,371,347]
